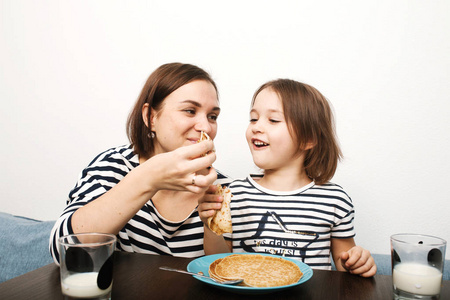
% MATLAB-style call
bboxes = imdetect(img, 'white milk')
[393,263,442,295]
[62,272,112,298]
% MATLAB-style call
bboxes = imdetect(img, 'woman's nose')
[194,115,212,133]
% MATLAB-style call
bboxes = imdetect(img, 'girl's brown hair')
[126,63,218,158]
[252,79,342,185]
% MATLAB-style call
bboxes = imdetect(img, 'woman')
[50,63,230,263]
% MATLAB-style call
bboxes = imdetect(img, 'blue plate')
[187,253,313,294]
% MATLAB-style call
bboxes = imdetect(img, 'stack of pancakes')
[208,254,303,287]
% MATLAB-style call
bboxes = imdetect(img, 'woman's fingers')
[187,142,216,171]
[185,168,218,193]
[191,167,217,187]
[190,140,215,156]
[181,140,216,160]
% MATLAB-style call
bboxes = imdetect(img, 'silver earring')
[148,132,155,139]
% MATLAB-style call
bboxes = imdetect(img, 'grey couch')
[0,212,54,283]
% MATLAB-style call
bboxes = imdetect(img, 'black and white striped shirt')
[224,175,355,269]
[49,144,231,263]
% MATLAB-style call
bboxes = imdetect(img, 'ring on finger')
[191,174,196,185]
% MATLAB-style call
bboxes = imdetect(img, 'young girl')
[199,79,376,277]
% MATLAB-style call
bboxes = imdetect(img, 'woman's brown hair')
[126,63,218,158]
[252,79,342,185]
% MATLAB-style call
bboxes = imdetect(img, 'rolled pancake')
[207,185,232,235]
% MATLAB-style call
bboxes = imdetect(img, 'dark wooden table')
[1,251,449,299]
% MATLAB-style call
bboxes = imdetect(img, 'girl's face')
[148,80,220,155]
[246,88,303,172]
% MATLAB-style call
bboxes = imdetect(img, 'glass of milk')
[391,234,446,300]
[58,233,117,300]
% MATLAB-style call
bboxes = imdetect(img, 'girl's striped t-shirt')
[224,175,355,270]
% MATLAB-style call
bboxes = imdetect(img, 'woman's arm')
[71,165,158,235]
[71,141,217,235]
[50,142,217,264]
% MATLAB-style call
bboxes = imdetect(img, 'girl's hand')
[197,185,223,225]
[141,140,217,194]
[339,246,377,277]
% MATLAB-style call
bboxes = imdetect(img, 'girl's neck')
[257,168,312,191]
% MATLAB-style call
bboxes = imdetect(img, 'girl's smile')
[251,138,269,149]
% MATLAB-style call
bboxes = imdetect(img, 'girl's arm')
[331,237,377,277]
[203,225,232,254]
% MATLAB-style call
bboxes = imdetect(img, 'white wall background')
[1,0,449,256]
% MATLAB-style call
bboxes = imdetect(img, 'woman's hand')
[142,140,217,194]
[339,246,377,277]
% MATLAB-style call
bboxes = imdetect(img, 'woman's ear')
[142,103,150,128]
[142,103,157,128]
[304,141,316,151]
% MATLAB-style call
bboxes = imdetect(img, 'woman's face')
[149,80,220,155]
[246,88,303,172]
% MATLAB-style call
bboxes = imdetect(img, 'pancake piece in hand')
[196,131,214,175]
[199,131,211,142]
[197,131,214,157]
[207,185,232,235]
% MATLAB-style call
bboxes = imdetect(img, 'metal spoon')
[159,266,243,285]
